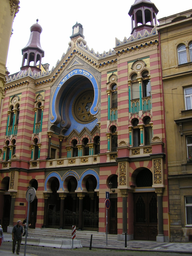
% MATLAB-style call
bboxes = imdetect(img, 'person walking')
[12,220,23,255]
[0,225,3,246]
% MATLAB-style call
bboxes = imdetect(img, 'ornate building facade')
[0,0,169,241]
[158,9,192,242]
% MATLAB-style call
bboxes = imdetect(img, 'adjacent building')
[158,9,192,242]
[0,0,169,242]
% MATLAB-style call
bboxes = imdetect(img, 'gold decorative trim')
[3,163,8,168]
[31,162,37,167]
[57,160,64,165]
[49,161,53,166]
[68,159,76,164]
[81,157,88,163]
[110,154,117,160]
[143,147,152,154]
[132,148,140,155]
[119,162,126,186]
[154,159,162,184]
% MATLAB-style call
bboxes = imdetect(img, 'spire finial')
[36,19,39,23]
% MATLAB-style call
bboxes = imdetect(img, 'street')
[0,242,191,256]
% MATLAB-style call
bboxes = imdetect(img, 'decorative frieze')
[154,159,162,184]
[68,159,76,164]
[132,148,140,155]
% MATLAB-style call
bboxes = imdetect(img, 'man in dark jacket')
[12,220,23,255]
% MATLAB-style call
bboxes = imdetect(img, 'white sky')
[6,0,192,74]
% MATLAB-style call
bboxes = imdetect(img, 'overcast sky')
[6,0,192,74]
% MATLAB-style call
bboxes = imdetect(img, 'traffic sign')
[106,191,109,199]
[105,199,110,209]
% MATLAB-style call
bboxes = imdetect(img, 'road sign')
[26,187,36,202]
[105,199,110,209]
[72,225,76,239]
[106,191,109,199]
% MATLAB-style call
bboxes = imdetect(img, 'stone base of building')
[156,234,164,242]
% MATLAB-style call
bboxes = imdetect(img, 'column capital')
[120,189,129,197]
[106,90,111,95]
[47,131,54,138]
[9,0,20,16]
[10,191,17,198]
[77,192,85,199]
[43,193,50,199]
[58,193,67,199]
[155,187,164,196]
[58,135,64,142]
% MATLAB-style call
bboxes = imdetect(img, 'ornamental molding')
[119,162,126,186]
[9,0,20,16]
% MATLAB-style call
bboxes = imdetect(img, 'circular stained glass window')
[73,90,96,123]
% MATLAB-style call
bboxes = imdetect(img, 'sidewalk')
[2,229,192,254]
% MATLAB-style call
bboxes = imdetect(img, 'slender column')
[33,109,37,133]
[155,188,164,242]
[40,106,44,132]
[77,193,85,230]
[9,146,13,160]
[138,78,142,111]
[66,147,71,158]
[9,192,17,226]
[38,144,41,159]
[59,194,67,229]
[3,147,6,161]
[107,90,111,120]
[128,82,131,113]
[43,193,50,227]
[140,126,144,145]
[129,127,132,146]
[47,131,53,159]
[77,145,82,157]
[11,111,16,135]
[58,136,64,158]
[89,144,93,156]
[30,145,34,159]
[107,134,110,151]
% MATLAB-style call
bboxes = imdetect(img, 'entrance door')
[134,192,157,240]
[109,197,117,234]
[3,195,11,232]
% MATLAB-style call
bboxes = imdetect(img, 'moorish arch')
[50,69,100,136]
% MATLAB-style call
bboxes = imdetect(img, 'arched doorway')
[0,177,11,231]
[47,177,60,227]
[64,176,78,228]
[107,174,118,234]
[132,168,157,241]
[82,175,98,230]
[29,179,38,228]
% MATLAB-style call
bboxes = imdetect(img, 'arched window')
[12,139,16,156]
[5,141,10,161]
[111,84,117,109]
[37,102,42,124]
[132,118,140,147]
[178,44,187,64]
[136,10,143,26]
[110,126,117,152]
[142,71,151,97]
[15,104,20,125]
[9,106,14,127]
[131,74,140,99]
[143,116,152,145]
[72,139,78,157]
[94,136,100,155]
[82,138,89,156]
[34,138,39,160]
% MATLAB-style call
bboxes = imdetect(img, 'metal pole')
[106,207,108,246]
[125,232,127,247]
[24,193,31,256]
[89,234,93,250]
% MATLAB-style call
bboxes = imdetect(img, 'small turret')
[21,19,44,72]
[129,0,158,37]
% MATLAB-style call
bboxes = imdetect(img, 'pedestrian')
[12,220,23,255]
[0,225,3,246]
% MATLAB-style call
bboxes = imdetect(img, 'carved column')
[58,135,64,158]
[43,193,50,227]
[59,193,67,229]
[106,90,111,120]
[47,131,53,159]
[77,193,85,230]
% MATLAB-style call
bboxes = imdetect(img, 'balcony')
[130,97,151,113]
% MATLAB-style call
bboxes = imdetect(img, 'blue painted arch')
[78,169,99,190]
[44,172,63,192]
[51,69,99,123]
